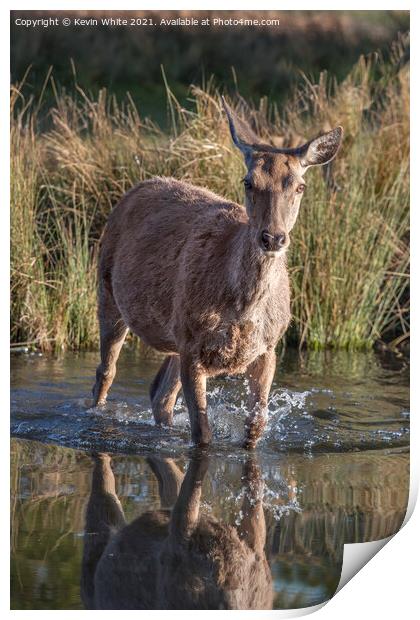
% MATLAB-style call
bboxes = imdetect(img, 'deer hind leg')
[149,355,182,425]
[243,349,276,450]
[180,354,212,446]
[147,457,184,508]
[93,283,128,406]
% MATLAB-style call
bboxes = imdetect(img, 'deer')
[81,452,273,609]
[92,98,343,448]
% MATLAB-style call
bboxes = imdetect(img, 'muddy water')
[10,349,409,609]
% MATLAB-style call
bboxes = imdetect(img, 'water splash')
[11,350,409,456]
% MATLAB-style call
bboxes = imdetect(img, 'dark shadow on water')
[11,438,409,609]
[81,450,274,609]
[10,348,409,609]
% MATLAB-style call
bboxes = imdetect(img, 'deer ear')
[221,97,261,156]
[298,126,343,168]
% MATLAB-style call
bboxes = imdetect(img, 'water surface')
[10,349,409,609]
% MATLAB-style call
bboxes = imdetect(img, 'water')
[10,348,409,609]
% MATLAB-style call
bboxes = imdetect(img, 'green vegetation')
[11,10,409,122]
[10,38,409,352]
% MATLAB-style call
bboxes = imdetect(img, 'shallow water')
[10,348,410,609]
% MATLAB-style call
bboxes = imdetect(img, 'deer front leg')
[150,355,182,426]
[237,457,266,554]
[180,354,212,446]
[244,349,276,450]
[170,449,209,541]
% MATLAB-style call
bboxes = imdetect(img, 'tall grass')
[11,86,50,347]
[10,40,409,351]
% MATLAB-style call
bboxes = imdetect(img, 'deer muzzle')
[260,230,287,253]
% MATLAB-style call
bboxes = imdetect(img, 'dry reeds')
[10,41,409,351]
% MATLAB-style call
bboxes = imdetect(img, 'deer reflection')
[81,452,273,609]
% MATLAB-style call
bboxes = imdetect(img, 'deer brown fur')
[92,99,343,448]
[81,453,273,610]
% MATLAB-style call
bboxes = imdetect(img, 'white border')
[3,2,417,618]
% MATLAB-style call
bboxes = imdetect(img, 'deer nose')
[261,230,286,252]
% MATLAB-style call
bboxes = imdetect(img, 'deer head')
[222,98,343,256]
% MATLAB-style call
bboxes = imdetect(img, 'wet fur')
[100,177,291,375]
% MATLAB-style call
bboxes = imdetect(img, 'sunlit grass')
[10,38,409,351]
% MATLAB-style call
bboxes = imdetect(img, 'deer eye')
[296,184,306,194]
[243,179,253,191]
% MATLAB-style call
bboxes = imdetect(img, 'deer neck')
[227,225,287,313]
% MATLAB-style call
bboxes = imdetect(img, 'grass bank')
[10,39,409,352]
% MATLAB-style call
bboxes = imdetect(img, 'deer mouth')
[263,250,282,258]
[259,246,288,259]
